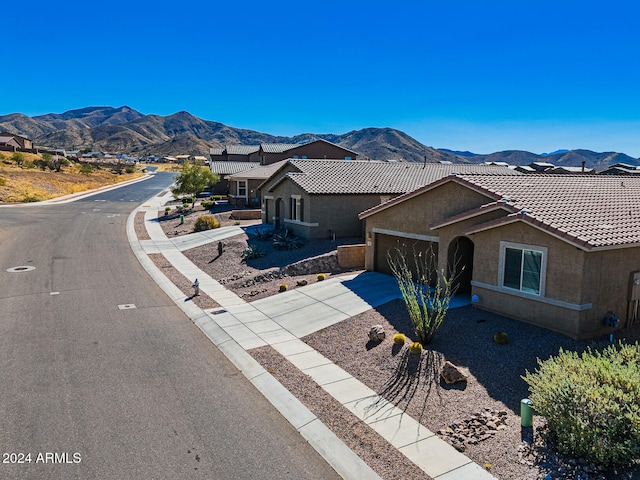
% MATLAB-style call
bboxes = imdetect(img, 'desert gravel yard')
[141,207,640,480]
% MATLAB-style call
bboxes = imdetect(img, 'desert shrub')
[79,164,95,175]
[393,333,406,345]
[22,193,41,202]
[409,342,423,355]
[493,332,509,345]
[317,273,326,281]
[211,195,222,201]
[11,152,23,165]
[182,203,189,210]
[273,230,304,250]
[124,165,135,174]
[278,283,288,293]
[0,177,6,186]
[241,245,266,262]
[192,215,220,232]
[252,228,274,241]
[200,200,215,209]
[23,160,35,169]
[522,342,640,466]
[181,196,194,204]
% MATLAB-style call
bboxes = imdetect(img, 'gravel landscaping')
[136,204,640,480]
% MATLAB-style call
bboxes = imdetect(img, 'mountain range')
[0,106,638,171]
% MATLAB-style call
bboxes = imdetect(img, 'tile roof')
[419,174,640,250]
[260,143,303,153]
[209,147,224,156]
[210,161,259,175]
[226,145,260,155]
[265,160,520,195]
[228,160,288,180]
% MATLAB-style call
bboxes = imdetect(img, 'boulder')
[368,325,385,342]
[441,361,468,384]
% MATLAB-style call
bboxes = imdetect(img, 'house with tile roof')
[260,160,519,240]
[209,161,259,195]
[209,139,358,165]
[227,160,288,207]
[358,173,640,339]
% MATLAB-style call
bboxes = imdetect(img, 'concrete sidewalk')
[127,192,497,480]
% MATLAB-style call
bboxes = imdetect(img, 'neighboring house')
[358,173,640,340]
[0,132,33,149]
[209,139,358,165]
[209,161,259,196]
[0,135,21,150]
[260,160,519,239]
[599,164,640,175]
[528,161,555,172]
[546,166,594,174]
[227,160,288,207]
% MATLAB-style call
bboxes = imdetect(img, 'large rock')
[441,361,468,384]
[368,325,385,342]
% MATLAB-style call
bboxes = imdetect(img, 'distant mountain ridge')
[0,106,637,170]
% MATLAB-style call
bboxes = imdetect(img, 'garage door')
[374,233,439,281]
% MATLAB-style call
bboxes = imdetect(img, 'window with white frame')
[290,196,302,221]
[499,242,546,295]
[238,180,247,197]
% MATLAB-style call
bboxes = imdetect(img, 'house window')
[500,242,546,295]
[290,196,302,221]
[293,155,299,159]
[301,155,307,159]
[238,181,247,197]
[345,156,352,160]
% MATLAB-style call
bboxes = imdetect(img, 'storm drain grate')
[6,266,36,273]
[118,304,137,310]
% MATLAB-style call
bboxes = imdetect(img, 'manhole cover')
[6,266,36,273]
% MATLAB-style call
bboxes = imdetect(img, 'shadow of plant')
[368,347,446,424]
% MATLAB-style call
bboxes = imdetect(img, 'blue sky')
[4,1,640,157]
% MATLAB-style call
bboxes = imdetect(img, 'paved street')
[0,173,340,479]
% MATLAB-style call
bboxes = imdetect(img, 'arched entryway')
[448,236,474,294]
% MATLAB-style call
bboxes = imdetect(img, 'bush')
[278,283,288,293]
[11,152,23,165]
[0,177,6,186]
[409,342,423,355]
[124,165,135,174]
[252,228,274,241]
[273,230,304,250]
[79,164,94,175]
[200,200,215,209]
[317,273,326,281]
[493,332,509,345]
[522,342,640,466]
[393,333,406,345]
[192,215,220,232]
[241,245,266,262]
[181,196,194,204]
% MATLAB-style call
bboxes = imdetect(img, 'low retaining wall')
[337,244,366,269]
[231,209,262,220]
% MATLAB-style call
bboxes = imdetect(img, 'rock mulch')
[437,408,508,452]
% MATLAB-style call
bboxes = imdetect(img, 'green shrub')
[409,342,423,355]
[11,152,23,165]
[181,196,194,204]
[493,332,509,345]
[200,200,215,209]
[393,333,406,345]
[23,160,35,169]
[0,177,6,186]
[317,273,326,281]
[241,245,266,262]
[192,215,220,232]
[124,165,135,174]
[79,164,94,175]
[22,193,41,202]
[522,342,640,466]
[278,283,288,293]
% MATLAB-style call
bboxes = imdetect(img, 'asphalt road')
[0,173,340,479]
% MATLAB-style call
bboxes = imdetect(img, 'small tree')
[171,161,219,207]
[387,243,458,345]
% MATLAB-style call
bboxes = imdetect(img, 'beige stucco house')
[359,173,640,339]
[260,160,519,240]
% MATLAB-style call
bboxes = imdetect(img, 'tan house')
[0,132,33,150]
[358,173,640,340]
[260,160,519,240]
[209,161,259,196]
[227,160,288,207]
